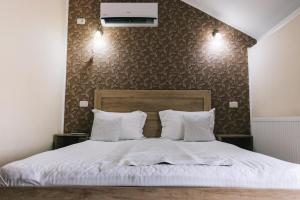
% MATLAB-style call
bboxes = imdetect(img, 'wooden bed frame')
[1,90,300,200]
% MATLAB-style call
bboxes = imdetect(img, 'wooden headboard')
[94,90,211,138]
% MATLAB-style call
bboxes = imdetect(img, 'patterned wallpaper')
[64,0,256,135]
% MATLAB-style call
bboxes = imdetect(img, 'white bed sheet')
[1,139,300,189]
[97,139,233,170]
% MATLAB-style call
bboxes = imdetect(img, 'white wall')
[249,13,300,118]
[0,0,68,166]
[249,12,300,163]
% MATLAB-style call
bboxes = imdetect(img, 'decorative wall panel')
[64,0,256,135]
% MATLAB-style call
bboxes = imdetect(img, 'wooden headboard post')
[94,90,211,138]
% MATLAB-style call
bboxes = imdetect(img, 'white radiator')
[252,117,300,164]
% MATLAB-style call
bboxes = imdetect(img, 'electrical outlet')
[79,101,89,108]
[229,102,239,108]
[77,18,86,25]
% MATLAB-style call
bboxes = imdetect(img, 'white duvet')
[98,139,232,170]
[1,139,300,188]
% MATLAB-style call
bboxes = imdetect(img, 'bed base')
[1,187,300,200]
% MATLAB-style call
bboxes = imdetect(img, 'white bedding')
[1,139,300,189]
[98,139,232,170]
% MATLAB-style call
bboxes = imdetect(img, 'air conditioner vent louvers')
[101,3,158,27]
[101,17,157,25]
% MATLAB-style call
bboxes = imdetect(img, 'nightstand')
[53,134,89,150]
[216,134,253,151]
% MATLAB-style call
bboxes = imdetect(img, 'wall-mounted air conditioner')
[100,3,158,27]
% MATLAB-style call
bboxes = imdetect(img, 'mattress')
[1,139,300,188]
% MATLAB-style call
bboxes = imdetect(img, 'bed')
[1,90,300,200]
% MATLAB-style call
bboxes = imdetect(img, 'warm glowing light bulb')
[94,30,103,40]
[208,30,227,54]
[94,29,107,49]
[214,32,222,40]
[212,29,222,40]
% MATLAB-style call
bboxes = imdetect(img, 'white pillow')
[159,109,215,140]
[92,109,147,140]
[183,114,216,142]
[91,113,121,142]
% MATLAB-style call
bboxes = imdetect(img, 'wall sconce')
[81,26,106,63]
[212,29,222,40]
[208,28,227,54]
[91,25,107,59]
[94,25,105,47]
[94,27,104,41]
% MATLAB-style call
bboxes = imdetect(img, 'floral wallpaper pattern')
[64,0,257,135]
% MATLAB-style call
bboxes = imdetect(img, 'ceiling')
[182,0,300,39]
